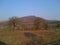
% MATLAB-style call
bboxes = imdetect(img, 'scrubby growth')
[34,17,49,30]
[24,32,60,45]
[24,32,43,45]
[47,39,60,45]
[7,16,49,30]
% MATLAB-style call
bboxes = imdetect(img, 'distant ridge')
[18,16,46,23]
[47,20,60,24]
[0,16,60,24]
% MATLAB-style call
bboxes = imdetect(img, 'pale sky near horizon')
[0,0,60,21]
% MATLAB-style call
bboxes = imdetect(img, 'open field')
[0,29,60,45]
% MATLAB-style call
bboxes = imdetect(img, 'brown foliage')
[34,17,49,30]
[8,16,50,30]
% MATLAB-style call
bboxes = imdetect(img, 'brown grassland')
[0,29,60,45]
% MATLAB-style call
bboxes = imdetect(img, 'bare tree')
[8,16,18,31]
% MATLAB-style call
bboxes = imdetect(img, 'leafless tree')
[8,16,18,31]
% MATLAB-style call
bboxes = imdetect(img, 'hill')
[5,16,49,30]
[0,16,60,45]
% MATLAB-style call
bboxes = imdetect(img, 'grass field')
[0,29,60,45]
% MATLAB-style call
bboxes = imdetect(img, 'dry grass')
[0,29,60,45]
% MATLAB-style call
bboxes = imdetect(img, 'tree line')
[8,16,50,30]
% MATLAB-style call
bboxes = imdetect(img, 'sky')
[0,0,60,21]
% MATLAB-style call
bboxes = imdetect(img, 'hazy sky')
[0,0,60,21]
